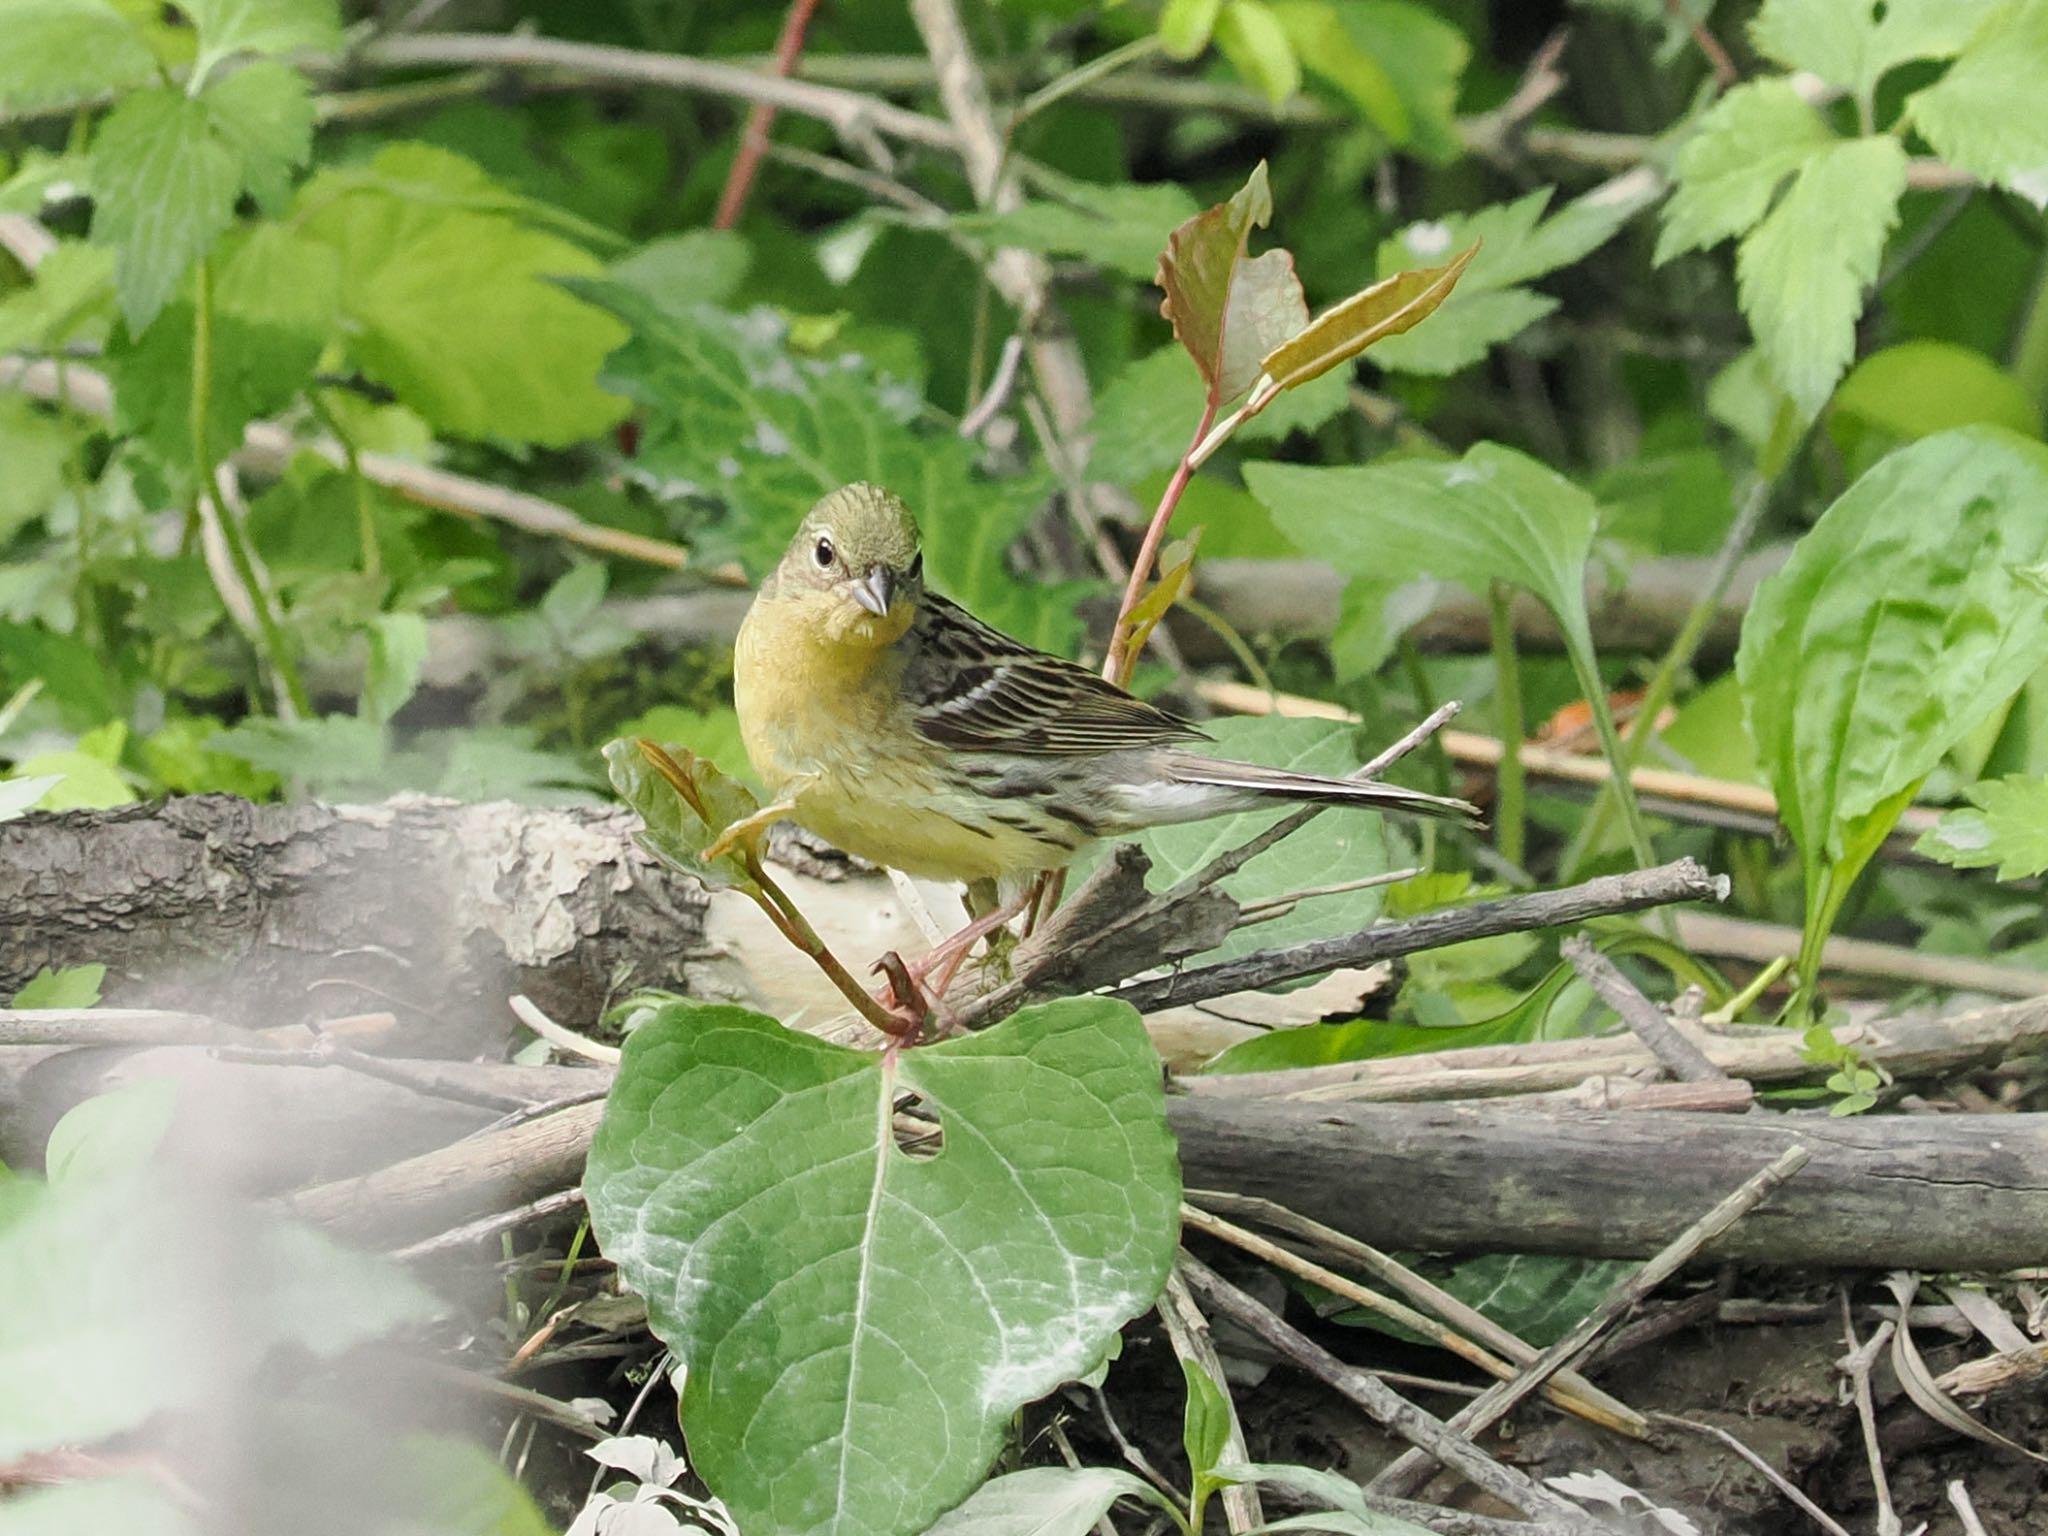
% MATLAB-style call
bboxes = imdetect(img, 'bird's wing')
[904,592,1206,756]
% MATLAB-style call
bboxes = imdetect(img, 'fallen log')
[287,1091,2048,1271]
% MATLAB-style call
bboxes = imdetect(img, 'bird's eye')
[813,535,834,568]
[908,550,923,580]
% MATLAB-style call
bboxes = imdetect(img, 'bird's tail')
[1161,753,1485,827]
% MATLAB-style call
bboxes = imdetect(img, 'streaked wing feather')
[906,592,1205,756]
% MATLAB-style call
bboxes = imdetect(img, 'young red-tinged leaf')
[1260,242,1478,391]
[603,736,762,893]
[1157,162,1309,404]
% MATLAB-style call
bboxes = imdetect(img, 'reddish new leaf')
[1157,162,1308,405]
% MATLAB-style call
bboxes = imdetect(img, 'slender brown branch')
[1561,935,1724,1083]
[713,0,822,229]
[1370,1144,1811,1499]
[1112,858,1727,1013]
[1176,1253,1608,1533]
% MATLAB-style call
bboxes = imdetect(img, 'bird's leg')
[909,880,1035,998]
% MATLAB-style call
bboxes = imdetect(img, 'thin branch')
[1561,935,1724,1083]
[1838,1291,1904,1536]
[1654,1414,1855,1536]
[1370,1143,1811,1500]
[392,1188,588,1262]
[713,0,823,229]
[1176,1253,1609,1534]
[1111,858,1728,1014]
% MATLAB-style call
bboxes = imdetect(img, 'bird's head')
[773,482,924,646]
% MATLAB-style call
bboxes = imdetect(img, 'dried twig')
[1176,1252,1608,1533]
[1837,1291,1904,1536]
[1111,858,1727,1013]
[1181,1203,1643,1438]
[509,994,622,1067]
[1156,1268,1264,1534]
[1187,1193,1643,1434]
[1654,1414,1854,1536]
[1561,935,1724,1083]
[393,1187,589,1262]
[1371,1143,1810,1499]
[1948,1480,1992,1536]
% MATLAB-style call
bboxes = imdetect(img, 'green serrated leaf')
[584,997,1181,1536]
[201,57,315,213]
[0,0,155,114]
[181,0,342,79]
[293,146,629,446]
[1917,775,2048,879]
[951,182,1201,281]
[11,962,106,1010]
[1736,134,1905,419]
[1371,181,1657,375]
[209,715,390,796]
[1655,79,1835,264]
[89,88,242,335]
[1907,0,2048,208]
[1739,427,2048,947]
[0,397,83,541]
[575,283,1073,649]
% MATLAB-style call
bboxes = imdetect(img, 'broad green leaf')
[573,282,1072,649]
[951,182,1201,281]
[89,89,241,335]
[1917,775,2048,880]
[1739,427,2048,906]
[1247,443,1599,658]
[603,737,762,893]
[44,1082,175,1184]
[1089,344,1349,489]
[1114,716,1388,973]
[1332,1252,1638,1348]
[0,397,82,541]
[181,0,342,74]
[1261,244,1474,390]
[6,749,133,810]
[1907,0,2048,209]
[1299,0,1469,162]
[1737,134,1906,418]
[1271,0,1407,140]
[1214,0,1301,105]
[0,0,154,113]
[1370,181,1658,374]
[0,241,116,356]
[923,1468,1170,1536]
[584,997,1180,1536]
[1863,0,2000,92]
[294,146,629,446]
[1832,341,2041,453]
[10,963,105,1010]
[1160,0,1226,57]
[609,229,753,315]
[1655,79,1834,264]
[1157,162,1309,404]
[105,299,322,469]
[363,612,430,724]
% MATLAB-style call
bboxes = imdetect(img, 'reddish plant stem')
[1103,395,1219,687]
[712,0,823,230]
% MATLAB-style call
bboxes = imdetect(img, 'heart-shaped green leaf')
[584,997,1181,1536]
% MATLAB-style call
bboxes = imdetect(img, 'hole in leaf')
[891,1093,942,1161]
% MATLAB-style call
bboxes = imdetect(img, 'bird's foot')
[872,952,939,1052]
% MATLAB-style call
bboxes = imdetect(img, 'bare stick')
[1114,858,1727,1013]
[1176,1252,1608,1534]
[1181,1203,1641,1438]
[1187,1193,1644,1436]
[1177,701,1463,897]
[1654,1415,1855,1536]
[1561,935,1724,1083]
[0,1007,244,1047]
[1156,1267,1264,1534]
[1948,1480,1992,1536]
[509,994,622,1066]
[1837,1291,1903,1536]
[1370,1144,1810,1500]
[393,1187,588,1262]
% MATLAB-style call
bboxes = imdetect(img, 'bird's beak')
[851,565,896,617]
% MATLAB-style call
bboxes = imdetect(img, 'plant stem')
[191,260,310,718]
[712,0,823,229]
[1487,583,1526,869]
[1560,476,1770,879]
[1563,635,1655,871]
[745,852,905,1035]
[1104,396,1218,686]
[1012,33,1162,125]
[310,387,381,586]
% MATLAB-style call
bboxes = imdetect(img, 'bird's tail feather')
[1163,754,1485,826]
